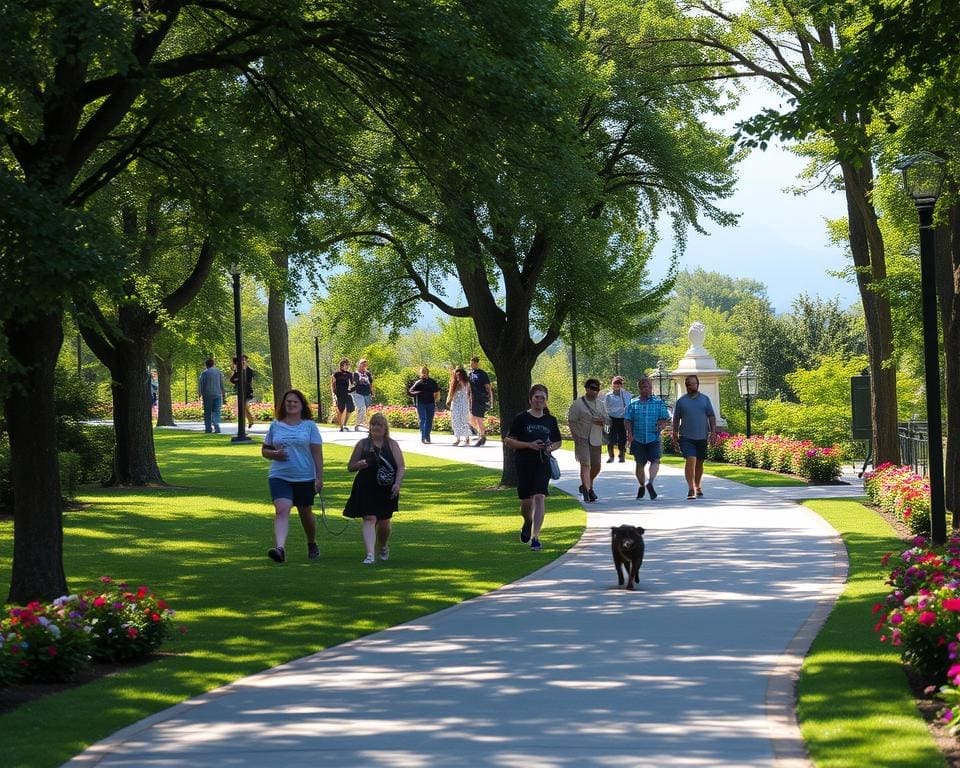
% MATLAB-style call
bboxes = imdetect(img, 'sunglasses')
[586,385,600,392]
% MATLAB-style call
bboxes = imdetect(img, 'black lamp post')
[229,263,251,443]
[652,360,672,403]
[897,151,946,544]
[314,335,324,422]
[736,361,759,438]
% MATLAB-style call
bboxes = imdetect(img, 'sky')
[648,85,862,315]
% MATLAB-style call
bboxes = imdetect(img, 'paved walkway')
[68,424,864,767]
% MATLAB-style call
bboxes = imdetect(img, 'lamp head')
[228,262,241,276]
[896,152,946,208]
[737,361,759,398]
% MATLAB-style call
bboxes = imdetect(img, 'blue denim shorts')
[630,439,662,464]
[678,437,708,460]
[269,478,316,507]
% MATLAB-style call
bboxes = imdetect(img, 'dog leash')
[317,492,350,536]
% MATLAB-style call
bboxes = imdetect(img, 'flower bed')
[873,536,960,734]
[863,462,931,535]
[367,405,501,436]
[660,432,842,483]
[0,577,177,685]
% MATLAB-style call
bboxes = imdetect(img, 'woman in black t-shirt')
[503,383,562,552]
[330,358,354,432]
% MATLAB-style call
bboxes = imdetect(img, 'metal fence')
[898,420,934,476]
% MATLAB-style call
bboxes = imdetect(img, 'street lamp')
[652,360,672,403]
[228,263,251,443]
[314,335,324,422]
[736,361,759,438]
[897,151,946,543]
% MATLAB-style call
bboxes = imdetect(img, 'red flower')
[918,611,937,627]
[46,645,57,657]
[943,599,960,612]
[127,627,139,638]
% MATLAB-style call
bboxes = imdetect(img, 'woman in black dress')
[343,412,405,564]
[503,384,562,552]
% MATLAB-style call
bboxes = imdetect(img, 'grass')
[558,440,808,487]
[796,498,946,768]
[660,453,810,487]
[0,431,585,768]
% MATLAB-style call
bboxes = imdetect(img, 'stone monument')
[670,322,729,427]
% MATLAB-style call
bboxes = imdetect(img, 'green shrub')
[58,423,113,484]
[59,451,82,500]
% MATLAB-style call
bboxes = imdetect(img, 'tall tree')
[742,0,960,519]
[679,0,903,466]
[319,0,738,484]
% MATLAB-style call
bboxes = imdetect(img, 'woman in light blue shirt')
[262,390,324,563]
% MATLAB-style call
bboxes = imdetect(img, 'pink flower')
[943,599,960,612]
[918,611,937,627]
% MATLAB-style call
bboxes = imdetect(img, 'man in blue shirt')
[671,374,717,500]
[624,377,671,499]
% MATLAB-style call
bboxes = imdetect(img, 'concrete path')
[67,424,861,768]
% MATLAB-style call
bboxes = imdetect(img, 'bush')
[863,463,930,535]
[368,404,500,436]
[81,577,176,662]
[58,423,114,484]
[874,536,960,681]
[0,577,178,685]
[1,597,93,683]
[713,434,842,482]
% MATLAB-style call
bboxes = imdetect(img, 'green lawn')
[797,498,946,768]
[660,453,809,487]
[0,431,585,768]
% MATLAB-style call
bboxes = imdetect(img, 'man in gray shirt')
[671,374,716,500]
[199,357,226,434]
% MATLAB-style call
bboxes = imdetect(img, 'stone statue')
[686,322,707,356]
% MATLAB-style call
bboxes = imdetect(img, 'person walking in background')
[567,378,608,502]
[503,384,562,552]
[330,358,354,432]
[351,358,374,431]
[262,390,324,563]
[671,374,717,500]
[447,367,473,445]
[149,368,159,415]
[408,366,440,444]
[343,412,405,564]
[230,355,257,426]
[468,356,493,446]
[603,375,632,463]
[625,376,671,500]
[198,357,226,434]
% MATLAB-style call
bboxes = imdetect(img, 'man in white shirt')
[602,375,632,463]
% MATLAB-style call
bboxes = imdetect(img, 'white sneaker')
[362,554,375,564]
[379,547,389,561]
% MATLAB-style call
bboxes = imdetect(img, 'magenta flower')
[918,611,937,627]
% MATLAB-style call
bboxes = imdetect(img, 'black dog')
[611,524,645,590]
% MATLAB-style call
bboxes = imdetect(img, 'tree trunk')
[108,339,164,485]
[841,160,901,466]
[154,352,176,426]
[4,311,68,603]
[486,359,535,487]
[268,251,291,406]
